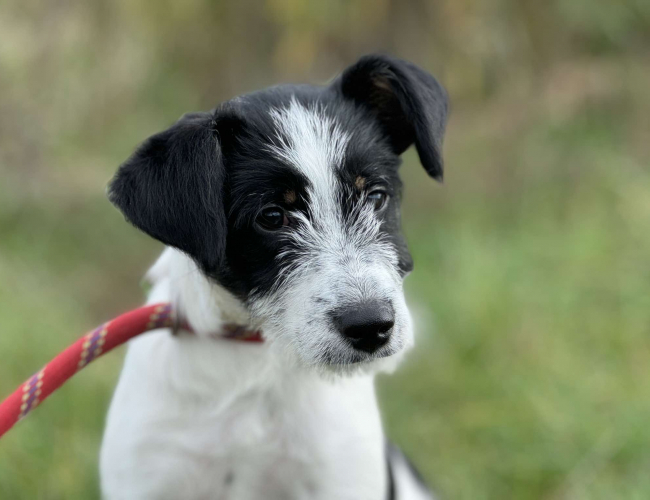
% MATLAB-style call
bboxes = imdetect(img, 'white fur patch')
[101,251,390,500]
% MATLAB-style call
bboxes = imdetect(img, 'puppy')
[100,54,447,500]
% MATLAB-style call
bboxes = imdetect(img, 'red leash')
[0,303,262,439]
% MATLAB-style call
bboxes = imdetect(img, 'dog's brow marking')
[355,176,366,190]
[284,190,297,204]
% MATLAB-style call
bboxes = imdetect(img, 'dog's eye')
[367,190,389,211]
[256,205,290,231]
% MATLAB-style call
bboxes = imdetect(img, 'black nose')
[332,301,395,353]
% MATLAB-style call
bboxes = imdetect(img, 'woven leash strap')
[0,303,263,439]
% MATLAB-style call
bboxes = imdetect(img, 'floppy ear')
[336,54,448,181]
[108,111,228,275]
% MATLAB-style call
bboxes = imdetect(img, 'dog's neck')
[144,249,292,401]
[148,248,254,337]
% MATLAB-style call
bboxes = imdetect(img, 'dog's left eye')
[256,205,290,231]
[367,190,389,211]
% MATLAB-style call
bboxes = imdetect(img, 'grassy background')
[1,1,649,498]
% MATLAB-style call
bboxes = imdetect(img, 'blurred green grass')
[1,1,650,498]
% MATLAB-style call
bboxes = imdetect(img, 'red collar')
[213,323,264,342]
[180,321,264,342]
[172,306,264,343]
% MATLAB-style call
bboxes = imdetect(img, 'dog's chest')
[101,334,387,500]
[184,389,384,499]
[168,390,376,499]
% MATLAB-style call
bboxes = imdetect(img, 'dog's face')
[109,55,447,372]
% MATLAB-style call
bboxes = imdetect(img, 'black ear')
[336,54,448,181]
[108,111,227,274]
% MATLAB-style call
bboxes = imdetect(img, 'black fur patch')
[108,54,447,299]
[386,440,433,498]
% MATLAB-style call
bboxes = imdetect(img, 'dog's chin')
[307,341,408,377]
[262,321,414,377]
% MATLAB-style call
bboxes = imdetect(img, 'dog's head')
[109,54,447,373]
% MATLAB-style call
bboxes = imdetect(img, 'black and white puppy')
[100,54,447,500]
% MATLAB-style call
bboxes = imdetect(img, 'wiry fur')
[256,98,410,371]
[101,54,447,499]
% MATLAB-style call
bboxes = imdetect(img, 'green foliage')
[1,0,649,498]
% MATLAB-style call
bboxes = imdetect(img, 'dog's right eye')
[256,205,289,231]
